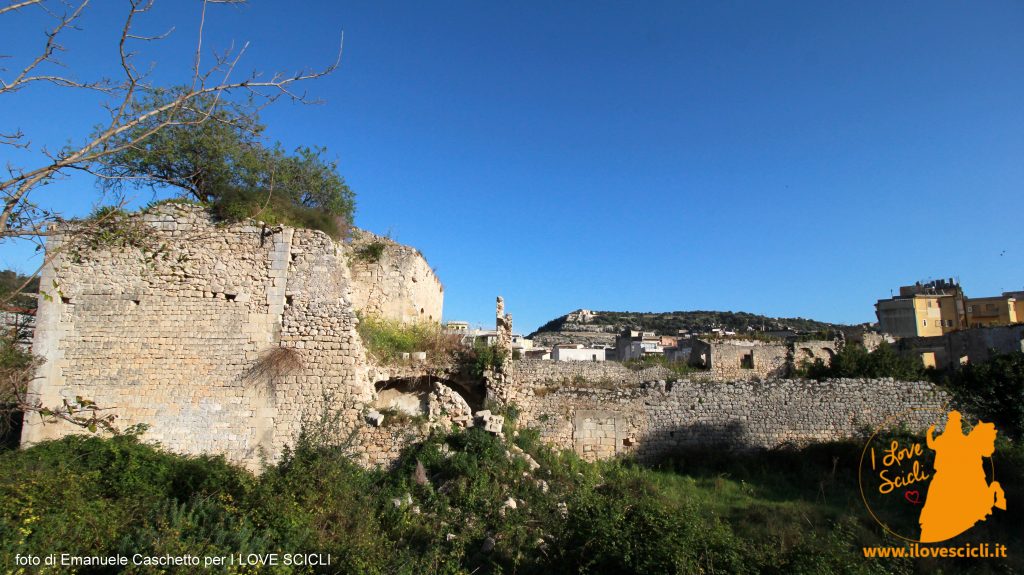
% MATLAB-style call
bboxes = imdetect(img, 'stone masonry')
[23,208,951,470]
[494,360,950,461]
[348,229,443,323]
[23,205,441,470]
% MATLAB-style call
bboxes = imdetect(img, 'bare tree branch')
[0,0,43,17]
[0,0,343,239]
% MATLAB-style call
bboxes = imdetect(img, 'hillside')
[528,309,855,347]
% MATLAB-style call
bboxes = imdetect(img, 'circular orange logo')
[859,408,1006,543]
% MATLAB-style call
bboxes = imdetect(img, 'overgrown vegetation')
[799,342,929,382]
[98,91,356,239]
[623,354,703,379]
[530,309,850,339]
[464,340,508,379]
[0,332,33,447]
[356,315,459,365]
[2,422,1018,574]
[353,240,388,264]
[943,352,1024,442]
[0,270,39,310]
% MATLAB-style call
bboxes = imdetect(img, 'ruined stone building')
[23,204,448,469]
[22,205,951,470]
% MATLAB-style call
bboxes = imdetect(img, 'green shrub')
[623,354,702,379]
[944,351,1024,441]
[800,342,928,381]
[464,340,507,379]
[353,240,388,263]
[2,420,1020,574]
[356,315,457,364]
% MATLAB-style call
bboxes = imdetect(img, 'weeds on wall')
[353,239,388,264]
[463,340,508,379]
[65,206,158,264]
[242,347,303,388]
[356,314,460,365]
[797,342,929,382]
[623,354,703,379]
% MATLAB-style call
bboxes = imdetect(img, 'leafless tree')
[0,0,340,434]
[0,0,341,242]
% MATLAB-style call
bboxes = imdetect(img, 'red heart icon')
[904,490,921,505]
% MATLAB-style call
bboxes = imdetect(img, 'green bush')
[464,340,507,379]
[2,423,1020,574]
[356,315,457,364]
[800,342,928,381]
[944,352,1024,441]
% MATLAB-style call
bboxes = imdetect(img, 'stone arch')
[372,374,485,416]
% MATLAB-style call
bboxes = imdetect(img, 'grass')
[623,354,705,379]
[0,424,1020,574]
[356,314,460,365]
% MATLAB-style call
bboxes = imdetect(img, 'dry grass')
[244,347,303,384]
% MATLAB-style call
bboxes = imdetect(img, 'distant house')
[663,336,693,363]
[552,344,606,362]
[613,330,663,361]
[444,321,470,334]
[468,328,533,352]
[511,334,533,352]
[523,348,551,360]
[966,291,1024,328]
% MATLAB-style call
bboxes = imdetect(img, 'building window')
[923,320,927,326]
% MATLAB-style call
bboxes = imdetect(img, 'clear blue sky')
[2,1,1022,333]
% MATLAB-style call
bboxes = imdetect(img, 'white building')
[552,344,606,362]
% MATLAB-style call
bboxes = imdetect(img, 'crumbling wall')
[898,324,1024,371]
[792,340,838,367]
[23,205,374,470]
[497,367,949,461]
[695,341,789,380]
[348,230,443,323]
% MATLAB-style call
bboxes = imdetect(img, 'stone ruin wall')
[21,207,954,470]
[22,205,448,470]
[348,230,443,324]
[692,339,839,380]
[495,360,949,461]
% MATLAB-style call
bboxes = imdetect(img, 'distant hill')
[527,309,857,347]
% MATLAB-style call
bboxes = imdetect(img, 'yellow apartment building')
[967,291,1024,328]
[875,279,965,338]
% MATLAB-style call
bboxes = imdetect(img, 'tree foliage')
[945,352,1024,442]
[98,91,355,237]
[801,342,927,382]
[0,0,339,241]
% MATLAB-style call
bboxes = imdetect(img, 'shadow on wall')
[637,420,749,461]
[373,375,485,414]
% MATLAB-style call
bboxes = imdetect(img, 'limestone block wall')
[792,340,839,367]
[23,205,374,469]
[348,230,444,323]
[496,362,949,462]
[696,341,789,380]
[507,359,674,389]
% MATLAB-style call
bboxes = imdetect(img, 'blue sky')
[2,1,1022,333]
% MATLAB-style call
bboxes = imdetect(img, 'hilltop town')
[442,278,1023,380]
